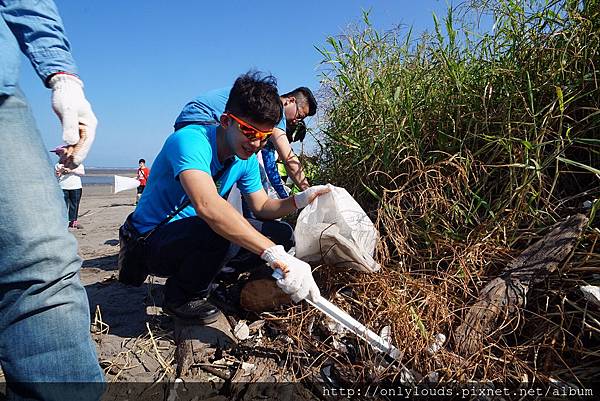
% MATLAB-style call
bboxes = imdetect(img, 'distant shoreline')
[85,168,137,176]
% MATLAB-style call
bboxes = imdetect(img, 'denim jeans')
[62,188,82,223]
[144,216,294,306]
[0,88,105,400]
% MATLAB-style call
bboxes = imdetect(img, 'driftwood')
[239,278,292,312]
[455,214,588,355]
[174,314,237,377]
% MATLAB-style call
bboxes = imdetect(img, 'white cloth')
[57,164,84,190]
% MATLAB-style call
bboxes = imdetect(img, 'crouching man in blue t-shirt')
[125,71,329,323]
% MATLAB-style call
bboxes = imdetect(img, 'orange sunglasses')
[225,113,273,141]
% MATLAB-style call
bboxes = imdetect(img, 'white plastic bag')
[294,184,380,273]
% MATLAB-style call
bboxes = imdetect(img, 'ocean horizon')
[82,167,137,186]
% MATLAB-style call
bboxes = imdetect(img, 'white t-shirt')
[56,164,85,190]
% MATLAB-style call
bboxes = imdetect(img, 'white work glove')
[293,184,331,209]
[49,73,97,167]
[261,245,320,302]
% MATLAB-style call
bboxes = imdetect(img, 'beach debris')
[426,333,447,355]
[332,337,348,353]
[307,295,402,360]
[91,304,109,335]
[166,378,184,401]
[455,214,588,355]
[580,285,600,307]
[323,316,347,335]
[247,319,265,333]
[241,362,256,376]
[233,320,250,341]
[320,363,343,387]
[306,315,316,335]
[276,334,294,345]
[425,371,439,383]
[379,325,392,344]
[271,262,404,361]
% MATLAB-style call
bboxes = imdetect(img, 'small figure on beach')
[55,162,85,229]
[0,0,104,398]
[119,71,329,324]
[136,158,150,204]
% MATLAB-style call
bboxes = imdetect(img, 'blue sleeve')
[275,111,286,132]
[1,0,78,83]
[261,148,288,199]
[237,156,263,195]
[164,128,212,179]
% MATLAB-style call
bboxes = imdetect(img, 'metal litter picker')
[273,269,402,361]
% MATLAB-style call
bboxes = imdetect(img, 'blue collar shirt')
[1,0,77,96]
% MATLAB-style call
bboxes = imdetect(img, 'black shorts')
[137,185,146,194]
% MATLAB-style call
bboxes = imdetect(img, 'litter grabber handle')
[272,268,400,359]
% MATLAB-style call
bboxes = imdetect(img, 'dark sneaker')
[163,298,221,324]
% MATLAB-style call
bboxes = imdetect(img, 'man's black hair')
[281,87,317,116]
[225,71,282,126]
[138,158,145,164]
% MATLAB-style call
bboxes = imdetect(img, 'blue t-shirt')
[131,125,263,233]
[174,86,286,132]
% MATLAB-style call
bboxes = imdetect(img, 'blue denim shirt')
[0,0,77,96]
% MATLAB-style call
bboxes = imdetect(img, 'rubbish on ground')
[233,320,250,341]
[309,295,401,360]
[272,268,402,362]
[379,326,392,345]
[247,320,265,333]
[426,333,447,355]
[580,285,600,307]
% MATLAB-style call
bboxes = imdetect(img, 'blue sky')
[19,0,454,168]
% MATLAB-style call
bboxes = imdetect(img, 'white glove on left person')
[49,73,97,167]
[293,184,331,209]
[261,245,321,302]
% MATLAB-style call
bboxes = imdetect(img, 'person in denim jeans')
[0,1,104,399]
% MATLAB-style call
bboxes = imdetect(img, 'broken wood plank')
[455,214,588,355]
[174,313,237,377]
[239,278,292,312]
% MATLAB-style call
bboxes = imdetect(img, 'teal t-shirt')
[131,125,263,233]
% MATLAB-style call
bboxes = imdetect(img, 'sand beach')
[65,184,306,396]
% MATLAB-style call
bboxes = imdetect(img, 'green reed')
[317,0,600,249]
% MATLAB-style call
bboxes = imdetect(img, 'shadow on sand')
[82,254,170,338]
